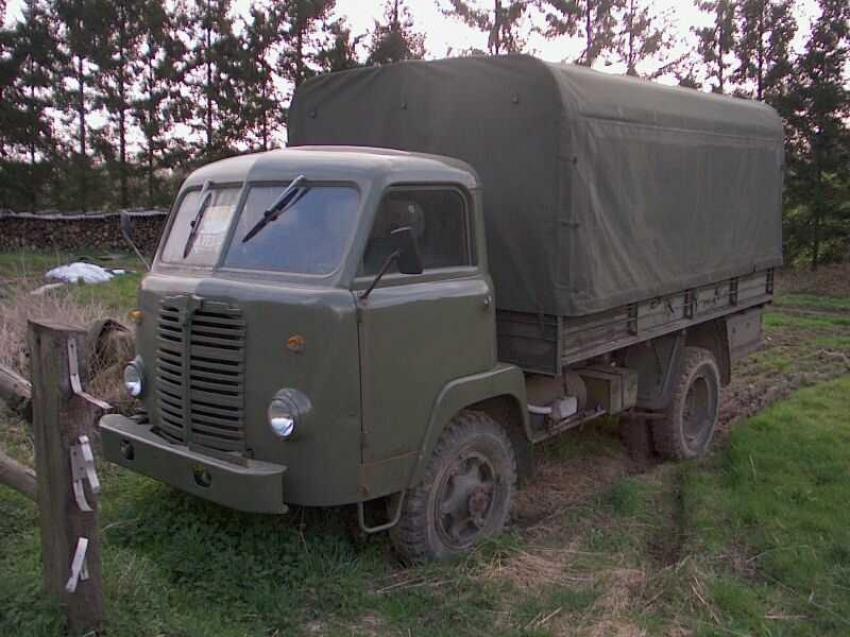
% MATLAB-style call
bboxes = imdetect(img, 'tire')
[651,346,720,460]
[390,410,517,563]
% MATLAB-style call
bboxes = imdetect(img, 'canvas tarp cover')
[289,54,784,317]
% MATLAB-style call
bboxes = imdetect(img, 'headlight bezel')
[267,389,312,440]
[123,357,144,398]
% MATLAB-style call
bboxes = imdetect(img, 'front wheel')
[390,410,517,563]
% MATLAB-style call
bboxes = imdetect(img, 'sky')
[5,0,820,75]
[2,0,821,147]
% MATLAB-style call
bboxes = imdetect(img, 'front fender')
[408,363,528,487]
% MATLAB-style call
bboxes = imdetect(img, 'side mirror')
[119,212,151,270]
[390,225,423,275]
[360,225,424,301]
[120,211,134,242]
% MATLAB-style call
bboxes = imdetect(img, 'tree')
[277,0,336,89]
[134,0,184,207]
[182,0,243,158]
[732,0,796,102]
[784,0,850,268]
[4,0,58,209]
[614,0,676,77]
[95,0,144,207]
[440,0,528,55]
[240,4,282,151]
[539,0,625,66]
[693,0,737,93]
[53,0,106,211]
[317,17,363,73]
[367,0,425,65]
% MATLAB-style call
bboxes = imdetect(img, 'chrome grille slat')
[155,299,246,453]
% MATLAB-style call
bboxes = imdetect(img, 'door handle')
[481,294,493,311]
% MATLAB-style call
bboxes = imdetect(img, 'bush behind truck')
[102,55,783,562]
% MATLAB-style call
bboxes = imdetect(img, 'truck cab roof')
[182,146,481,191]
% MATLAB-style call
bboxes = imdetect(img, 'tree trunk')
[205,10,213,150]
[585,1,593,66]
[28,59,38,210]
[295,25,305,87]
[146,48,155,207]
[118,11,128,208]
[76,55,87,211]
[756,3,765,100]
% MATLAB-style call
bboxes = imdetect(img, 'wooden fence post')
[28,319,105,635]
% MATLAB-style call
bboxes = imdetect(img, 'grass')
[774,292,850,313]
[7,379,848,636]
[674,378,850,635]
[2,253,850,635]
[763,311,850,330]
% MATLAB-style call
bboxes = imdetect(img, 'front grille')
[155,298,247,455]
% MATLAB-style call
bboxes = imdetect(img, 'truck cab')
[102,147,528,558]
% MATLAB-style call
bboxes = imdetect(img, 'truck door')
[356,186,496,493]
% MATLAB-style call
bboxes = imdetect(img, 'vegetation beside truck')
[102,55,783,562]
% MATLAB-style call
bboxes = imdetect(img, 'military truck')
[101,55,783,562]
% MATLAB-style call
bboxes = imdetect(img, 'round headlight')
[123,359,143,397]
[267,389,311,439]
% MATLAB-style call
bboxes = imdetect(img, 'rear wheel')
[390,410,516,563]
[651,346,720,460]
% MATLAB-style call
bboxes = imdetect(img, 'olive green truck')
[101,55,783,561]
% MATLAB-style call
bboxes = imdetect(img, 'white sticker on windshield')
[196,204,235,249]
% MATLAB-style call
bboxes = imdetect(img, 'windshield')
[160,187,241,266]
[224,185,360,275]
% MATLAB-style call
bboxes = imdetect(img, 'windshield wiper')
[182,183,213,259]
[242,175,309,243]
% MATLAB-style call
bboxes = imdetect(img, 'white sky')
[2,0,821,149]
[5,0,820,69]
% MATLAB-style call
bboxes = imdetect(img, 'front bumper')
[100,414,288,514]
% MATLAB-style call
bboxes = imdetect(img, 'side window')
[362,188,472,276]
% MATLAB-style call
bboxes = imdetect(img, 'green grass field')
[2,378,849,636]
[2,254,850,635]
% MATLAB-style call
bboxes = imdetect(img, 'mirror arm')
[119,212,151,271]
[359,250,400,301]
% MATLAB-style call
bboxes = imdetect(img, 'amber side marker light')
[286,334,306,353]
[128,309,143,324]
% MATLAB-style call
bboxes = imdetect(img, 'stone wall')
[0,209,167,255]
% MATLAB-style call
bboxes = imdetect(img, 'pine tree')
[96,0,144,207]
[182,0,243,158]
[5,0,58,209]
[732,0,796,102]
[53,0,105,211]
[317,18,362,73]
[240,4,281,151]
[539,0,625,66]
[277,0,336,89]
[614,0,676,78]
[134,0,183,207]
[784,0,850,268]
[367,0,425,65]
[693,0,737,93]
[440,0,528,55]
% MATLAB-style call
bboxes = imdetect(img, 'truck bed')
[496,269,774,375]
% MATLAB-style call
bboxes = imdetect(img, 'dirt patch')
[777,262,850,297]
[513,448,631,530]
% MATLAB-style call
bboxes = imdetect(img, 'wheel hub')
[436,452,498,547]
[467,485,493,526]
